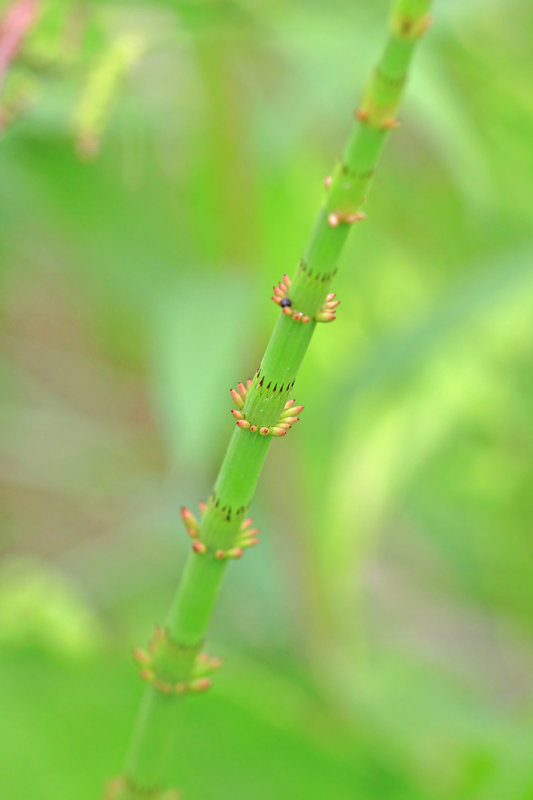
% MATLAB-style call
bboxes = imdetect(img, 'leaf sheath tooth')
[230,388,244,408]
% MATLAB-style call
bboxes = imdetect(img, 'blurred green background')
[1,0,532,798]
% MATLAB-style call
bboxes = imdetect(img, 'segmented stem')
[113,1,431,796]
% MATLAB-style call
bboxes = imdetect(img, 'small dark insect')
[280,297,292,308]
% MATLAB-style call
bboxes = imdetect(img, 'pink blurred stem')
[0,0,39,87]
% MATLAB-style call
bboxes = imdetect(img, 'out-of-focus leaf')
[149,273,255,472]
[0,556,102,657]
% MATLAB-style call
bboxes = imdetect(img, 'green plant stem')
[113,1,431,796]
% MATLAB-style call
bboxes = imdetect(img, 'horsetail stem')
[108,1,432,796]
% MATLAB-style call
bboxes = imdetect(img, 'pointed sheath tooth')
[328,213,339,227]
[283,274,291,287]
[186,528,198,539]
[237,419,250,429]
[227,547,243,559]
[133,648,150,665]
[237,527,259,543]
[192,541,207,555]
[382,117,400,130]
[302,315,310,323]
[199,501,206,516]
[279,415,299,424]
[180,506,196,524]
[282,306,292,316]
[326,300,340,308]
[215,550,226,559]
[190,678,211,693]
[271,296,281,305]
[270,427,287,436]
[277,423,291,430]
[237,382,247,397]
[239,537,259,549]
[259,426,270,436]
[282,405,304,416]
[284,399,295,409]
[249,425,258,433]
[181,507,199,534]
[241,518,254,530]
[230,388,245,408]
[231,409,245,420]
[238,530,260,547]
[246,379,252,389]
[327,293,336,300]
[139,669,155,683]
[280,407,297,418]
[195,653,223,673]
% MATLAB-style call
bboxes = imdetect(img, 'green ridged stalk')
[107,2,432,797]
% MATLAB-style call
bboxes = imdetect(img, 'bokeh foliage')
[1,0,532,798]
